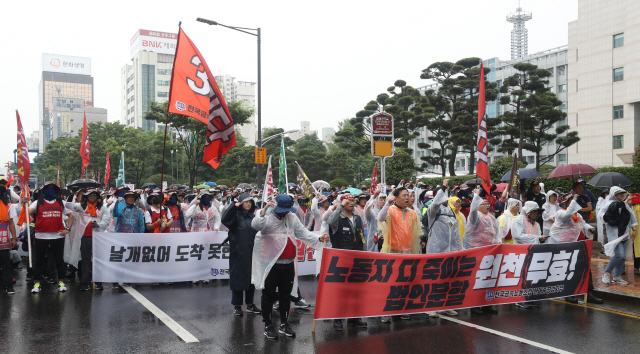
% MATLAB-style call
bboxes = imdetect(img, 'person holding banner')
[65,189,110,291]
[251,194,329,341]
[426,179,464,255]
[497,199,521,244]
[326,193,368,330]
[0,185,18,294]
[29,182,72,293]
[165,191,187,233]
[144,192,174,233]
[510,201,544,309]
[185,190,221,233]
[221,193,261,317]
[542,191,560,237]
[112,191,145,234]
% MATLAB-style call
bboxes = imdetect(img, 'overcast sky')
[0,0,577,169]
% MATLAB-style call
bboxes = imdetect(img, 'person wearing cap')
[354,193,369,235]
[185,190,220,232]
[309,190,330,232]
[251,194,329,341]
[0,184,18,294]
[221,193,261,317]
[294,194,312,229]
[364,187,386,252]
[112,190,145,234]
[326,193,368,330]
[525,181,545,229]
[542,191,560,237]
[600,187,636,286]
[182,191,197,232]
[570,181,593,223]
[144,192,174,233]
[65,189,110,291]
[28,182,72,293]
[576,178,597,211]
[165,191,187,233]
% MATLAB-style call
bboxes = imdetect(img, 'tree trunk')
[469,146,476,175]
[449,146,458,176]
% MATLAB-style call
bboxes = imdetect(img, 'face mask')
[115,190,126,198]
[152,197,162,205]
[187,196,195,203]
[43,188,56,201]
[166,197,177,205]
[200,196,211,207]
[275,211,289,219]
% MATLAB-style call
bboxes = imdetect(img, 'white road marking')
[121,283,199,343]
[438,315,574,354]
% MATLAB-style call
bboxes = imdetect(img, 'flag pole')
[24,189,32,268]
[162,21,182,190]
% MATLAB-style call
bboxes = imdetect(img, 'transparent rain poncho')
[425,188,463,254]
[599,187,638,255]
[64,202,110,268]
[377,201,423,254]
[463,194,499,249]
[364,193,386,252]
[251,211,324,294]
[309,197,328,231]
[185,203,221,232]
[548,200,586,244]
[511,201,542,244]
[542,191,560,235]
[497,198,521,244]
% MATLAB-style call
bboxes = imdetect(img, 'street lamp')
[259,130,299,145]
[196,17,263,187]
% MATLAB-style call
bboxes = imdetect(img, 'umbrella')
[587,172,633,188]
[494,183,508,193]
[194,184,211,190]
[547,163,598,179]
[463,178,493,186]
[500,169,542,182]
[237,183,252,189]
[217,185,228,190]
[168,184,188,190]
[203,182,217,187]
[67,179,101,190]
[141,182,158,190]
[343,187,363,196]
[313,180,330,190]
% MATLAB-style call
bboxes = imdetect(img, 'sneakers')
[95,283,104,290]
[294,298,310,308]
[6,287,15,295]
[428,312,439,318]
[400,315,411,321]
[112,284,120,290]
[273,301,279,310]
[347,318,368,327]
[246,304,262,314]
[58,282,67,292]
[602,272,611,284]
[31,283,41,293]
[80,285,90,291]
[612,276,629,285]
[381,316,391,323]
[439,310,458,316]
[279,323,296,337]
[515,302,531,309]
[264,324,278,340]
[234,306,243,316]
[471,307,485,315]
[333,319,343,331]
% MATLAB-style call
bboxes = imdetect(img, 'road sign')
[255,147,267,164]
[371,112,393,136]
[373,141,393,157]
[371,112,394,158]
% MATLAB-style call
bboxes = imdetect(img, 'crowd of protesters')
[1,174,639,342]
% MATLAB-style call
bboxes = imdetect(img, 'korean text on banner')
[313,241,592,320]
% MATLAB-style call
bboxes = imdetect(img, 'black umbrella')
[500,169,542,182]
[463,178,493,186]
[237,183,252,189]
[67,179,101,190]
[141,182,158,190]
[587,172,633,188]
[168,184,188,190]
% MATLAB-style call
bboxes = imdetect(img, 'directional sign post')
[255,147,267,164]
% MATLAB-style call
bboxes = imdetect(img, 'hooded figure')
[463,193,499,249]
[548,194,591,244]
[185,190,221,232]
[112,191,145,233]
[596,189,609,244]
[309,194,330,231]
[425,186,464,254]
[541,191,560,236]
[600,187,637,284]
[511,201,543,244]
[221,193,260,313]
[497,198,521,244]
[364,191,386,252]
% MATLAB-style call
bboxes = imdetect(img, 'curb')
[592,286,640,301]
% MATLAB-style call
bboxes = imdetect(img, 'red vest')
[167,205,182,233]
[35,201,65,233]
[0,221,9,250]
[149,207,171,233]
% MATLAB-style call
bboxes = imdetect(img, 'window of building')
[158,92,168,98]
[558,84,566,93]
[547,67,554,76]
[526,156,534,164]
[613,135,624,149]
[576,80,578,92]
[557,65,566,76]
[613,105,624,119]
[157,80,170,86]
[548,86,554,94]
[613,68,624,82]
[613,33,624,48]
[157,54,175,63]
[559,102,566,111]
[558,154,567,162]
[157,69,171,75]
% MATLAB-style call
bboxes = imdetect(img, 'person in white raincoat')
[426,180,464,255]
[185,190,221,232]
[354,194,369,235]
[601,187,637,285]
[64,189,110,291]
[364,188,386,252]
[595,189,609,247]
[463,189,500,250]
[511,201,544,245]
[542,191,560,236]
[497,199,521,244]
[251,194,328,340]
[309,193,330,231]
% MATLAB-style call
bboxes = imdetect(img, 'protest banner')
[313,241,592,320]
[93,231,320,283]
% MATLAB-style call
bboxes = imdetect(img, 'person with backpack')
[28,182,72,293]
[64,189,111,291]
[144,192,174,233]
[601,187,637,286]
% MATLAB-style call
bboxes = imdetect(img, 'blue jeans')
[605,240,627,277]
[231,286,255,306]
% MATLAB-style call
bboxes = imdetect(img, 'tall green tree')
[416,89,451,176]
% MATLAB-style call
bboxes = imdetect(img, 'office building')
[290,121,317,141]
[27,131,39,151]
[215,74,257,146]
[121,29,177,131]
[48,101,107,141]
[567,0,640,167]
[322,127,335,143]
[39,53,93,152]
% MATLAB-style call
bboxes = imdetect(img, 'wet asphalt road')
[2,263,640,354]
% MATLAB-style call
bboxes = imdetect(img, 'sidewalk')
[591,253,640,299]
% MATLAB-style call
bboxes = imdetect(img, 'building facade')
[322,127,335,143]
[121,29,177,131]
[214,75,257,146]
[39,53,93,152]
[49,104,107,141]
[567,0,640,167]
[290,121,317,141]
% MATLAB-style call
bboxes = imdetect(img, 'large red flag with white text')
[476,63,491,195]
[167,27,235,169]
[16,111,30,188]
[80,113,90,177]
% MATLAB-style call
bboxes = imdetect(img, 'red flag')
[476,63,491,195]
[16,111,30,188]
[80,113,90,177]
[167,27,236,169]
[104,151,110,188]
[370,162,378,193]
[57,163,60,187]
[17,186,30,226]
[91,168,95,180]
[6,162,14,185]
